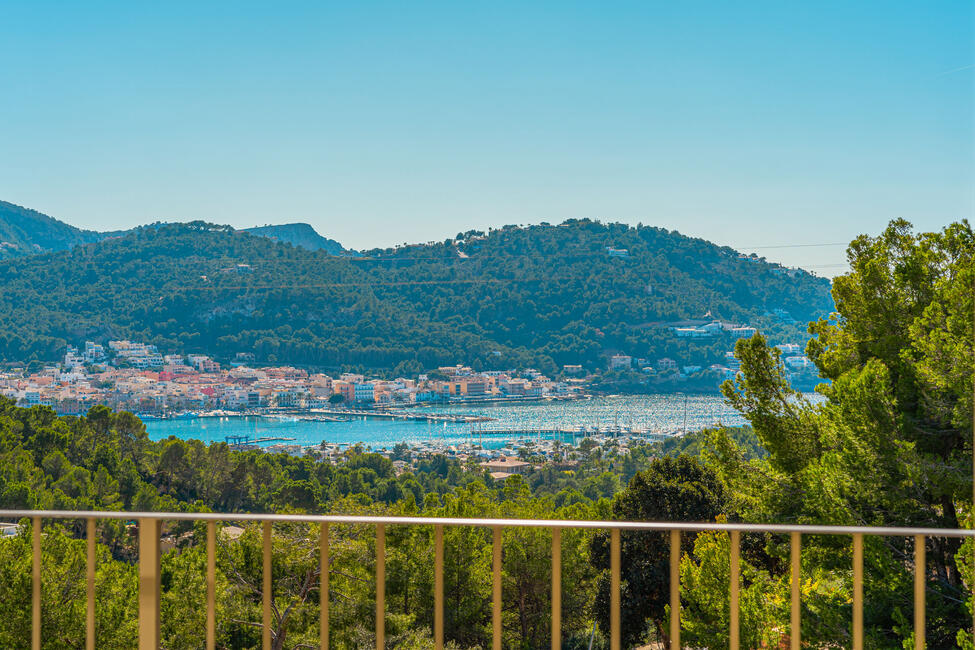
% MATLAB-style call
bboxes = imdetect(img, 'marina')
[144,393,748,452]
[296,408,493,424]
[463,426,669,445]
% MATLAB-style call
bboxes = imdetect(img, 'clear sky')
[0,1,971,275]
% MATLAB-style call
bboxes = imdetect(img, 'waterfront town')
[0,329,816,417]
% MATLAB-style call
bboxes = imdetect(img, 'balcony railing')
[2,508,972,650]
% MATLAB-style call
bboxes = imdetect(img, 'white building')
[700,322,725,335]
[187,355,220,373]
[273,390,305,408]
[784,355,812,370]
[776,343,802,356]
[730,327,757,340]
[83,342,106,363]
[674,327,711,338]
[64,346,84,368]
[354,383,375,403]
[609,354,632,369]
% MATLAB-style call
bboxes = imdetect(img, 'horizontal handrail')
[1,508,972,537]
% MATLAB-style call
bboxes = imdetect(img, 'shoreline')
[141,393,748,458]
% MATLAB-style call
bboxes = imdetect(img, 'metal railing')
[3,509,973,650]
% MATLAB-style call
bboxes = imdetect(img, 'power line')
[175,243,851,265]
[171,250,625,264]
[735,242,848,250]
[164,265,853,292]
[170,278,548,291]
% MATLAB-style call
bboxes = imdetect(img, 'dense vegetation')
[0,394,741,648]
[0,199,347,261]
[0,218,969,648]
[0,200,103,259]
[243,223,350,256]
[704,219,974,647]
[0,218,831,375]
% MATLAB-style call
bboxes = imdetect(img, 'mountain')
[243,223,350,255]
[0,200,350,257]
[0,219,833,374]
[0,200,103,258]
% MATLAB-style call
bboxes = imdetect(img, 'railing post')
[206,521,215,650]
[914,534,925,649]
[263,521,272,650]
[138,517,160,650]
[670,529,680,650]
[434,524,443,650]
[492,526,502,650]
[852,533,863,650]
[87,517,96,650]
[4,511,971,650]
[551,527,561,650]
[790,531,800,650]
[321,523,329,650]
[730,530,739,650]
[376,523,385,650]
[610,528,620,650]
[32,516,41,650]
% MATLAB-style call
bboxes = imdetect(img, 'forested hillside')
[0,200,103,258]
[0,219,832,371]
[244,222,350,255]
[0,220,970,647]
[0,200,351,259]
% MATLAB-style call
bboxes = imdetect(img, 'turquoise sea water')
[144,394,746,450]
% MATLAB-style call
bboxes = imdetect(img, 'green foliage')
[242,223,348,255]
[589,456,726,646]
[679,527,784,649]
[653,425,765,461]
[1,217,969,647]
[0,524,138,648]
[0,200,103,259]
[696,219,974,647]
[0,219,831,372]
[0,396,702,647]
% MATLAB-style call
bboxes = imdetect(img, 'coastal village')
[0,321,816,417]
[3,340,574,415]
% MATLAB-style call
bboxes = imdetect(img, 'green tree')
[0,523,138,648]
[702,219,974,646]
[590,456,726,647]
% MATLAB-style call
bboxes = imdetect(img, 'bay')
[144,394,746,450]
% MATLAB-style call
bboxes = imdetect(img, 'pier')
[466,426,670,444]
[300,408,493,424]
[225,434,297,449]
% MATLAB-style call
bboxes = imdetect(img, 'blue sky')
[0,1,971,274]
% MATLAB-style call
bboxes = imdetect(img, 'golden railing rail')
[4,509,973,650]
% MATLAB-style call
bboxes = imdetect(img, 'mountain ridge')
[243,222,351,255]
[0,200,351,257]
[0,218,833,374]
[0,200,104,258]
